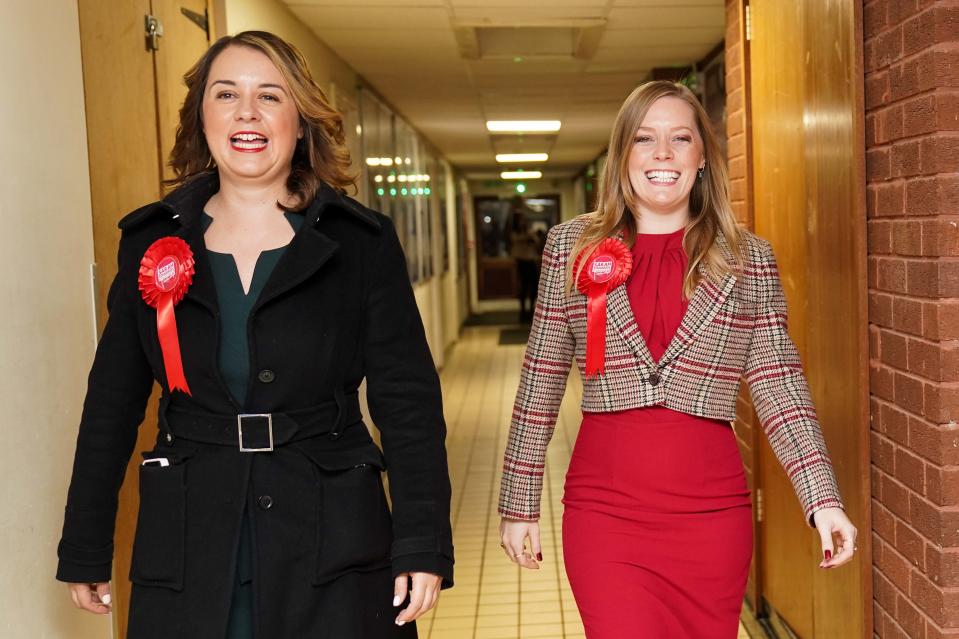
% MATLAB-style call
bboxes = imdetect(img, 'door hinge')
[145,14,164,51]
[755,487,764,522]
[744,3,752,42]
[181,7,210,38]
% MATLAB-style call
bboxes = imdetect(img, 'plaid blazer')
[498,215,844,526]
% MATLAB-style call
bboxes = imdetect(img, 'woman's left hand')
[393,571,442,626]
[813,507,858,569]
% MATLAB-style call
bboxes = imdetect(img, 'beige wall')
[0,1,109,637]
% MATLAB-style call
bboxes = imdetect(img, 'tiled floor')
[416,326,751,639]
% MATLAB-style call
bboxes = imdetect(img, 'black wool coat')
[56,173,454,638]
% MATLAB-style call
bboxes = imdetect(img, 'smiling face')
[201,45,302,185]
[626,96,706,218]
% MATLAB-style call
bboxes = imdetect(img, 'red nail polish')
[537,552,543,561]
[824,549,832,561]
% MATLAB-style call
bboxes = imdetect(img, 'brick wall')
[865,1,959,637]
[725,0,756,502]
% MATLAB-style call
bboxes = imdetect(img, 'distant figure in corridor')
[497,81,858,638]
[56,31,451,639]
[510,207,541,323]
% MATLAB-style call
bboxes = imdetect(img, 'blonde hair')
[568,81,745,297]
[166,31,356,210]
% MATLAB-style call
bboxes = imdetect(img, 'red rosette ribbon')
[574,238,633,376]
[138,237,195,396]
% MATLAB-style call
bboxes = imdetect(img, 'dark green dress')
[202,211,303,638]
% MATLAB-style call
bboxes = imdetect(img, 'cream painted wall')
[0,2,110,638]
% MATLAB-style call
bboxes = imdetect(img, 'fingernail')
[396,620,406,627]
[824,550,832,561]
[537,552,543,561]
[393,595,401,607]
[102,594,112,605]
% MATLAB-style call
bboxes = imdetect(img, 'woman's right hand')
[499,518,542,570]
[68,582,112,615]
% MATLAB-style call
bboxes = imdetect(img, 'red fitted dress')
[562,227,753,639]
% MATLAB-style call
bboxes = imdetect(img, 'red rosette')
[573,238,633,376]
[138,237,195,395]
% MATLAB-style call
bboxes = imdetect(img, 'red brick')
[884,329,910,368]
[904,93,939,137]
[923,219,959,257]
[878,533,915,592]
[880,181,907,216]
[896,591,928,638]
[886,472,914,520]
[920,133,959,173]
[879,257,909,293]
[906,176,943,216]
[939,91,959,131]
[935,47,959,88]
[869,147,893,181]
[912,569,959,626]
[874,362,897,402]
[934,300,959,340]
[894,219,924,255]
[871,219,894,253]
[909,417,959,465]
[865,0,889,39]
[897,447,928,494]
[875,498,899,544]
[926,463,959,507]
[897,371,927,414]
[877,25,906,68]
[909,336,943,380]
[942,343,959,383]
[907,259,939,297]
[883,401,911,445]
[940,260,959,297]
[875,430,898,475]
[872,291,895,327]
[881,104,905,142]
[868,70,892,109]
[926,544,959,587]
[903,8,938,57]
[893,295,925,336]
[893,139,922,176]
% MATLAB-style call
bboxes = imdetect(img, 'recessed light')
[501,170,543,179]
[495,153,549,163]
[487,120,561,133]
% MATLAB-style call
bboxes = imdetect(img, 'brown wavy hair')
[568,81,745,297]
[166,30,356,210]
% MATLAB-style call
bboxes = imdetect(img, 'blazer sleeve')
[743,239,845,527]
[56,235,156,583]
[498,225,575,521]
[364,218,454,588]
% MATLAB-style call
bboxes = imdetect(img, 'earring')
[697,166,705,179]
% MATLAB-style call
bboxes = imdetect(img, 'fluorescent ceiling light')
[487,120,562,133]
[496,153,548,163]
[501,170,543,179]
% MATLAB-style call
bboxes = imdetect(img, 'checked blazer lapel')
[658,229,739,367]
[604,228,739,368]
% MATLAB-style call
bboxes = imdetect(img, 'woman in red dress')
[497,81,858,638]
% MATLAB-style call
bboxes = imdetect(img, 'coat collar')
[605,227,739,370]
[146,172,378,314]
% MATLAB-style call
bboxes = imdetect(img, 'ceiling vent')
[454,22,605,61]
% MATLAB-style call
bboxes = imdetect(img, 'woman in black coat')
[57,31,453,638]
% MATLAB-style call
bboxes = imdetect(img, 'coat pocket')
[128,449,192,591]
[312,462,393,585]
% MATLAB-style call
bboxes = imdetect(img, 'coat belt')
[160,389,362,449]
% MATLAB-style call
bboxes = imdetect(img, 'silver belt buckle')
[237,413,274,452]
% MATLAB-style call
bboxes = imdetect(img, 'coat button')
[257,495,273,510]
[647,372,661,386]
[257,369,276,383]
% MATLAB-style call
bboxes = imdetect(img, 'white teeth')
[232,133,267,142]
[645,170,680,184]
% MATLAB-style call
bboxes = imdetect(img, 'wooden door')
[76,2,211,636]
[748,0,870,637]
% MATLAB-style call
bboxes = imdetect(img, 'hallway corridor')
[417,327,751,639]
